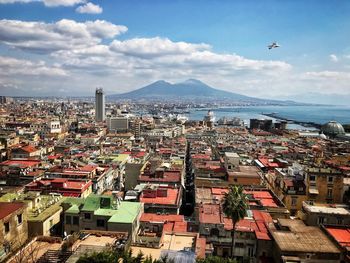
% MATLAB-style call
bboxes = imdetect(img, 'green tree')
[76,250,116,263]
[222,185,249,258]
[77,249,174,263]
[196,255,237,263]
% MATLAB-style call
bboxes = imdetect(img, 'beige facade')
[306,167,344,203]
[0,202,28,260]
[28,206,63,237]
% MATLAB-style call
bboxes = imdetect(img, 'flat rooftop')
[270,219,340,254]
[140,188,179,205]
[163,233,194,251]
[132,233,197,260]
[227,165,261,178]
[195,187,281,208]
[224,152,240,158]
[303,202,350,216]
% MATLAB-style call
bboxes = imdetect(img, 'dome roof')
[321,121,345,136]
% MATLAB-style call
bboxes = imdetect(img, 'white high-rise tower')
[95,88,105,122]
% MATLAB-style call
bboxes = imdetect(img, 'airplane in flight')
[268,42,280,49]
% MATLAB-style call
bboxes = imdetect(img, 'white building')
[48,120,61,134]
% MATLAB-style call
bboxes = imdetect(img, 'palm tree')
[222,185,249,258]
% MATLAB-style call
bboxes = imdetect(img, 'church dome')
[321,121,345,137]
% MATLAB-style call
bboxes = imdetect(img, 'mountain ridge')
[107,79,296,104]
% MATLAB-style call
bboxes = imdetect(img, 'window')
[17,214,22,225]
[327,188,333,198]
[337,218,343,225]
[84,213,91,220]
[73,216,79,225]
[96,219,105,227]
[4,222,10,234]
[291,197,297,207]
[210,228,219,236]
[49,219,53,228]
[247,245,254,257]
[327,176,334,183]
[66,215,72,225]
[318,216,325,225]
[309,175,316,182]
[235,242,244,248]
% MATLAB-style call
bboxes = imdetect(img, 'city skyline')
[0,1,350,104]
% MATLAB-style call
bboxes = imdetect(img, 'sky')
[0,0,350,103]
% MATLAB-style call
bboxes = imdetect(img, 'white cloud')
[43,0,84,6]
[0,19,314,97]
[110,37,211,58]
[0,0,39,3]
[0,56,68,76]
[329,54,338,62]
[0,19,127,53]
[305,71,350,79]
[0,0,85,6]
[76,2,102,14]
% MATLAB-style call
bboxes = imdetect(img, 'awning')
[309,187,319,195]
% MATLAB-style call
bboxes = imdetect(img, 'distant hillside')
[107,79,296,104]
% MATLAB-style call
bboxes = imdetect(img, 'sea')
[187,105,350,130]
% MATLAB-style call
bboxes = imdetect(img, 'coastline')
[261,112,322,129]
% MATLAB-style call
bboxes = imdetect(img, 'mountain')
[107,79,294,104]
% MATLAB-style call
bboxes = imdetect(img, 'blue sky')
[0,0,350,103]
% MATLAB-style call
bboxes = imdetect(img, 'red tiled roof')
[139,171,181,183]
[0,159,41,168]
[173,221,188,232]
[163,222,174,232]
[211,188,229,195]
[339,166,350,171]
[245,190,273,199]
[199,204,222,224]
[134,152,146,158]
[48,154,63,160]
[258,158,279,168]
[259,198,278,208]
[20,145,38,153]
[80,165,97,172]
[62,192,81,197]
[26,178,92,192]
[140,213,184,223]
[140,188,179,205]
[326,227,350,248]
[233,210,272,240]
[26,170,43,177]
[0,202,25,220]
[192,154,211,160]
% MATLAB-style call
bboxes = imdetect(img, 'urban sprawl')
[0,90,350,263]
